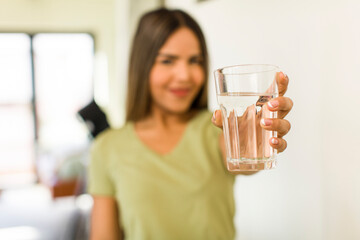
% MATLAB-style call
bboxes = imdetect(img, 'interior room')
[0,0,359,239]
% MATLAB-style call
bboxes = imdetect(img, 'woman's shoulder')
[192,109,212,124]
[191,109,215,127]
[190,109,221,135]
[92,122,134,150]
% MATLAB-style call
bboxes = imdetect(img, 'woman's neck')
[136,107,197,131]
[133,107,199,155]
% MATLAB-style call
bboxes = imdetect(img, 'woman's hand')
[212,72,293,154]
[260,72,293,152]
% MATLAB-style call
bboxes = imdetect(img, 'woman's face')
[149,27,205,115]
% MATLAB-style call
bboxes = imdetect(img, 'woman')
[89,8,292,240]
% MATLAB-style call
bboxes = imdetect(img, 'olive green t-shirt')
[88,110,235,240]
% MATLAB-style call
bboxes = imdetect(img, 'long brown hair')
[126,8,209,122]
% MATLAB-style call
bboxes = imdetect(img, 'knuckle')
[282,139,288,151]
[276,96,283,103]
[282,97,292,109]
[289,98,294,109]
[283,121,291,135]
[277,138,287,153]
[287,120,291,132]
[277,97,293,111]
[277,119,290,135]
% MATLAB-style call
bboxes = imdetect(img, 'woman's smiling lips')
[169,88,191,97]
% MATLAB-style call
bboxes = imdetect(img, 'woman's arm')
[90,196,123,240]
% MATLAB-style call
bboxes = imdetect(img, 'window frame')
[0,31,96,187]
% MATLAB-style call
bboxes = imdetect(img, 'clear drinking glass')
[214,64,279,171]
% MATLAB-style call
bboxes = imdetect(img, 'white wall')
[167,0,360,239]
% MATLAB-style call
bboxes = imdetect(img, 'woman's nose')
[174,62,191,82]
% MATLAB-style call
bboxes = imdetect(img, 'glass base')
[227,157,277,171]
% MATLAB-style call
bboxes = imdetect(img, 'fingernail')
[261,119,272,126]
[268,100,279,108]
[271,138,279,145]
[282,72,287,79]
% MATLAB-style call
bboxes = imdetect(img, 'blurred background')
[0,0,359,239]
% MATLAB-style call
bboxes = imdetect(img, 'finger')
[260,118,291,137]
[270,137,287,153]
[212,110,223,129]
[277,72,289,97]
[267,97,293,119]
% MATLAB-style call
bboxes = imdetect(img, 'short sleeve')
[87,134,115,196]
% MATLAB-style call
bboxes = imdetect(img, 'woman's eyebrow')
[157,53,179,59]
[157,53,202,59]
[189,54,203,59]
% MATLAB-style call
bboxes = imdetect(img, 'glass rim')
[214,64,280,75]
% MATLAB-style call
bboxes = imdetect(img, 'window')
[0,33,94,188]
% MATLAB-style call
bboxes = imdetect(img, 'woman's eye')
[161,59,173,65]
[190,58,202,65]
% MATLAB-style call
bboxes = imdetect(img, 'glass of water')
[214,64,279,171]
